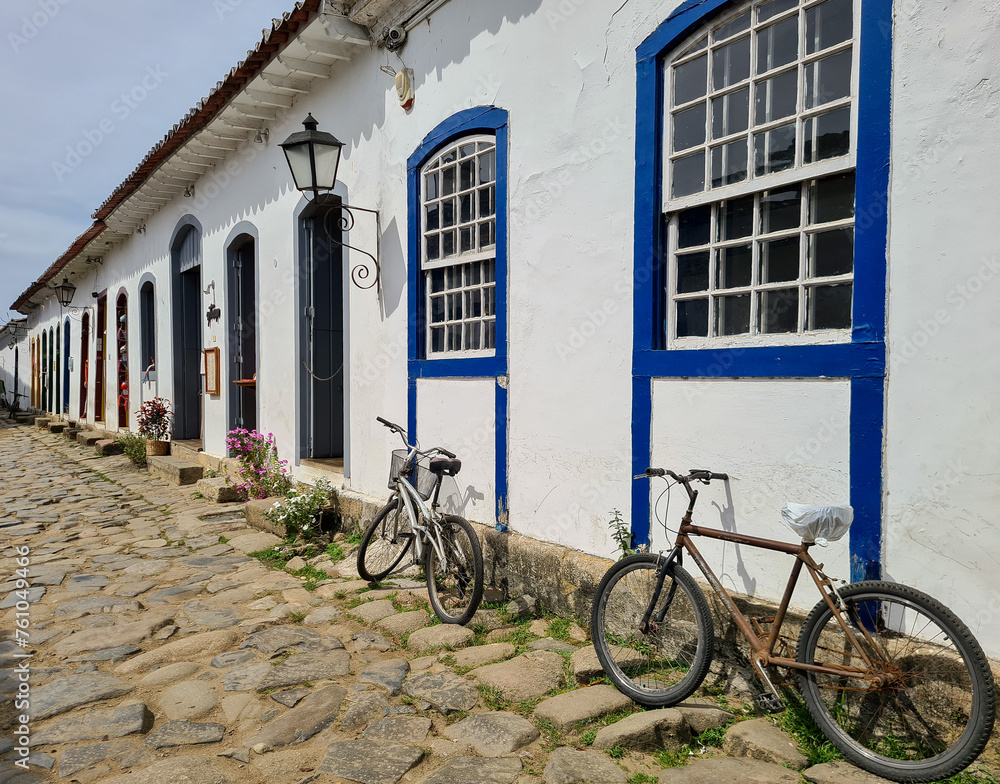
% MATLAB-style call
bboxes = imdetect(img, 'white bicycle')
[356,416,483,625]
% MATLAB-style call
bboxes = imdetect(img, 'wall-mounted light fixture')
[254,128,270,144]
[184,185,195,198]
[53,277,77,307]
[280,114,381,291]
[204,281,221,326]
[136,224,147,234]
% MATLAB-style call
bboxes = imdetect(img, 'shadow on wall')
[438,474,488,520]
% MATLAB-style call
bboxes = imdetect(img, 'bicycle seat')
[429,458,462,477]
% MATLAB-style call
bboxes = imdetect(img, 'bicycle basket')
[388,449,437,501]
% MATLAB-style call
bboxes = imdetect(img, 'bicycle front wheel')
[591,554,714,706]
[797,581,996,783]
[425,515,483,625]
[357,497,413,582]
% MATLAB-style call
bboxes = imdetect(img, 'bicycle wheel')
[797,581,996,782]
[357,497,413,582]
[591,553,714,706]
[425,515,483,625]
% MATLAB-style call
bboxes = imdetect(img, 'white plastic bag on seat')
[780,503,853,546]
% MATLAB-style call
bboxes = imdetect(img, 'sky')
[0,0,302,320]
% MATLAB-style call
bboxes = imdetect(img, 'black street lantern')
[54,277,77,307]
[280,114,344,199]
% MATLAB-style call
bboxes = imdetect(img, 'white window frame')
[420,133,497,359]
[662,0,861,349]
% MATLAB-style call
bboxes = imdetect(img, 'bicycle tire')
[357,497,413,582]
[796,580,996,783]
[591,553,714,706]
[425,515,483,625]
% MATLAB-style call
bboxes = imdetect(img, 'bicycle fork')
[639,546,683,634]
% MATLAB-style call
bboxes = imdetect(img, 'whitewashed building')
[12,0,1000,653]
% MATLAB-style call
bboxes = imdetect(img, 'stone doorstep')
[35,416,53,428]
[195,477,241,503]
[64,428,83,440]
[76,430,107,447]
[147,456,204,486]
[48,422,67,433]
[96,439,124,456]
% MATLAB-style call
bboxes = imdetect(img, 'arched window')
[139,279,156,375]
[420,135,498,356]
[663,0,856,342]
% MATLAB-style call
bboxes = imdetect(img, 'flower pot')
[146,439,170,457]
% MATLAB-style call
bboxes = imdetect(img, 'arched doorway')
[171,221,203,442]
[298,198,346,462]
[95,294,107,423]
[41,331,48,413]
[63,319,71,414]
[79,312,90,419]
[53,326,59,414]
[227,232,257,433]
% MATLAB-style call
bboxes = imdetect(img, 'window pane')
[427,235,440,261]
[711,140,748,187]
[468,288,483,318]
[443,165,456,195]
[460,159,475,190]
[426,203,440,231]
[678,205,711,248]
[681,36,708,56]
[478,149,496,184]
[713,36,750,89]
[447,291,463,320]
[805,0,853,55]
[677,251,710,293]
[441,148,457,164]
[459,194,472,223]
[677,298,709,337]
[442,231,455,257]
[754,123,796,175]
[442,199,456,228]
[757,16,798,73]
[479,185,495,219]
[486,319,496,348]
[758,0,797,23]
[760,187,801,233]
[484,259,496,283]
[468,262,482,285]
[805,49,852,109]
[810,172,855,224]
[674,55,708,105]
[484,286,496,316]
[809,283,852,329]
[803,107,850,163]
[431,327,445,353]
[430,268,445,292]
[460,227,473,253]
[754,70,797,126]
[719,195,754,240]
[715,11,750,41]
[674,103,707,152]
[712,87,749,139]
[759,288,799,333]
[717,294,751,335]
[465,320,482,351]
[425,172,439,199]
[761,236,800,282]
[672,151,706,198]
[448,324,461,351]
[718,244,752,288]
[479,222,494,248]
[810,227,854,277]
[431,295,445,323]
[459,143,476,158]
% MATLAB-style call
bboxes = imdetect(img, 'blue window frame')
[407,107,510,525]
[632,0,890,581]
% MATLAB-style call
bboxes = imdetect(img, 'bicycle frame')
[658,479,882,683]
[393,454,450,572]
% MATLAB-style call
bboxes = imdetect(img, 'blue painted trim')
[407,107,510,525]
[632,376,653,547]
[632,0,891,579]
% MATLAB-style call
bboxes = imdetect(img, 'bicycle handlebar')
[635,468,729,483]
[376,416,456,460]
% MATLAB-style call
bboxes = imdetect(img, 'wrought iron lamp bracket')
[322,202,382,292]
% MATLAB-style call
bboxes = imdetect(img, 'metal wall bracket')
[319,203,381,293]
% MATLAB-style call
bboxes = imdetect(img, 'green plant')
[218,536,229,544]
[266,478,335,541]
[628,775,658,784]
[606,745,627,759]
[117,431,148,467]
[225,428,291,501]
[608,508,634,559]
[772,693,841,766]
[325,542,345,562]
[581,729,597,746]
[345,530,364,546]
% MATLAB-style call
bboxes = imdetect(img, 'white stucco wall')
[882,2,1000,650]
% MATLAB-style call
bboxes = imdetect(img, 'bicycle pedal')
[756,694,785,714]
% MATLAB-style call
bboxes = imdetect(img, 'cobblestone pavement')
[0,422,995,784]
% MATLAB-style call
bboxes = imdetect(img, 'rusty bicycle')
[591,467,996,783]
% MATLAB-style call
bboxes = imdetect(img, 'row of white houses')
[7,0,1000,655]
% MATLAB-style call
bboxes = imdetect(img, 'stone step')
[76,431,105,447]
[35,416,53,428]
[196,477,240,503]
[64,427,83,440]
[95,439,124,456]
[147,456,204,486]
[244,497,285,536]
[15,412,35,423]
[48,422,67,433]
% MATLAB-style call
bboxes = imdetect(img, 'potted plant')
[136,397,173,456]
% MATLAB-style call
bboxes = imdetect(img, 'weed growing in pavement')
[218,536,229,544]
[548,617,572,641]
[345,530,364,546]
[478,684,511,711]
[770,693,840,766]
[628,775,658,784]
[536,720,563,751]
[249,547,291,570]
[654,746,694,768]
[516,697,541,716]
[325,542,345,562]
[606,744,627,759]
[581,729,597,746]
[288,609,309,623]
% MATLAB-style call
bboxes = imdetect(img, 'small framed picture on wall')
[204,347,221,396]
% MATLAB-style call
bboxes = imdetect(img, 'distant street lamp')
[280,114,344,201]
[54,277,77,307]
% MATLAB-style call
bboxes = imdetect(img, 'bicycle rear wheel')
[797,581,996,783]
[425,515,483,625]
[357,497,413,582]
[591,554,714,706]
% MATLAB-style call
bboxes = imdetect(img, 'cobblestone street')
[0,421,995,784]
